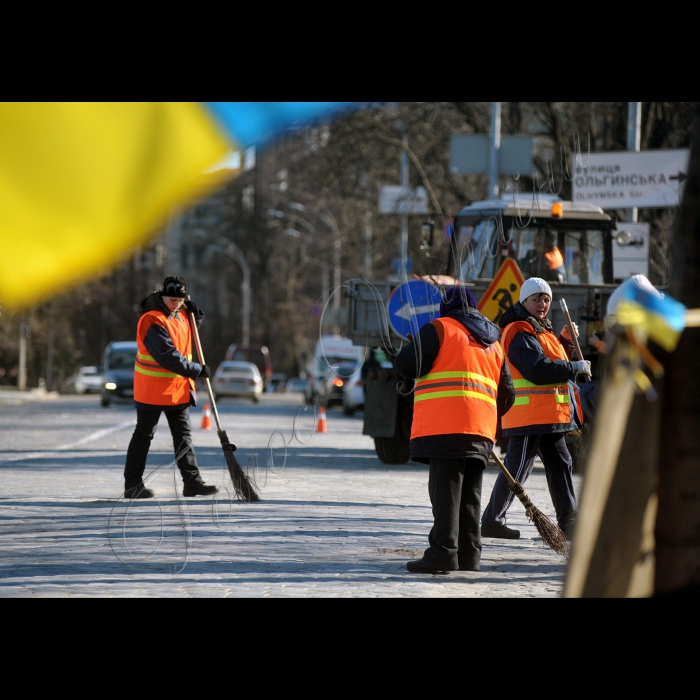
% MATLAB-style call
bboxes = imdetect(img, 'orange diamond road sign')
[477,259,525,324]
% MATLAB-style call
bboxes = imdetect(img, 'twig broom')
[189,311,261,503]
[491,449,569,556]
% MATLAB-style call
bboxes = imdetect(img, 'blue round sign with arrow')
[387,279,442,340]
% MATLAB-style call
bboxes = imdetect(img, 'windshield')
[108,350,136,370]
[457,219,500,282]
[513,227,605,284]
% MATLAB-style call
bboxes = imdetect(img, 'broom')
[188,310,261,503]
[559,299,589,374]
[490,449,569,556]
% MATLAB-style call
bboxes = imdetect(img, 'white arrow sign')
[572,149,689,209]
[394,302,441,321]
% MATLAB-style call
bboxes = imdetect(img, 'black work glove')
[184,299,200,314]
[199,364,211,379]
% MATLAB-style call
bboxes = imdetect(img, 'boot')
[183,481,218,497]
[406,558,457,574]
[124,484,155,499]
[481,522,520,539]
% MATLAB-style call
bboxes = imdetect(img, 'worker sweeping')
[394,285,515,574]
[481,277,590,541]
[123,276,218,499]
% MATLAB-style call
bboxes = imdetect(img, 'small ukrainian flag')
[615,284,687,351]
[0,102,357,309]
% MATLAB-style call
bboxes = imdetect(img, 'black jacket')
[394,308,515,465]
[135,293,205,411]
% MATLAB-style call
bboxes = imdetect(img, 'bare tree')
[654,101,700,595]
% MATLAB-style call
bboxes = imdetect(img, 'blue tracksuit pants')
[482,433,577,533]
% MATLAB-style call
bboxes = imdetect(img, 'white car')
[74,366,103,394]
[342,364,365,416]
[212,361,263,404]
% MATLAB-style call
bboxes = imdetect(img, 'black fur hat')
[160,276,188,298]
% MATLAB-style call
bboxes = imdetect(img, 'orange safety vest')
[134,310,195,406]
[544,247,564,270]
[500,320,581,430]
[411,317,505,442]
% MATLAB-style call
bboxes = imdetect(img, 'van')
[224,344,272,389]
[304,336,366,405]
[100,341,138,407]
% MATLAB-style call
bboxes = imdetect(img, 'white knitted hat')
[519,277,552,303]
[606,275,662,316]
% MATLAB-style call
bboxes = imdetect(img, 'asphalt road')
[0,391,581,597]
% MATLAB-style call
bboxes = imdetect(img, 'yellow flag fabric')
[0,102,231,309]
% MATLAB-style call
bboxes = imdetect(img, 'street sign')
[477,258,525,324]
[572,149,690,209]
[450,135,534,175]
[387,279,442,340]
[379,186,430,214]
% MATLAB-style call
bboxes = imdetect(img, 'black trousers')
[424,457,484,571]
[124,408,202,489]
[482,433,577,532]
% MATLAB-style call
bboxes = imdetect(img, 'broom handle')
[560,298,590,385]
[559,298,585,361]
[491,449,518,489]
[188,310,224,433]
[491,449,538,513]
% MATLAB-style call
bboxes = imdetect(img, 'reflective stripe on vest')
[414,371,498,406]
[500,320,573,430]
[134,350,192,378]
[410,317,504,442]
[134,311,195,405]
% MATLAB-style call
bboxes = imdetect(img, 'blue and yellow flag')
[0,102,357,309]
[615,284,687,351]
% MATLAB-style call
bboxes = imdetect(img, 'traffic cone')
[201,403,212,430]
[316,406,328,433]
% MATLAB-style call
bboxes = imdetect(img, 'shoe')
[124,485,155,499]
[458,562,480,572]
[481,522,520,539]
[183,481,218,497]
[561,522,576,541]
[406,558,457,574]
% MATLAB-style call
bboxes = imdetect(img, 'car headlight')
[105,382,117,390]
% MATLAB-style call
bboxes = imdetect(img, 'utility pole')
[364,210,372,279]
[400,133,409,276]
[627,102,642,223]
[489,102,502,200]
[46,299,56,391]
[18,321,29,391]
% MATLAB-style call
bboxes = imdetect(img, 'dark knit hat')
[440,286,478,316]
[160,276,188,298]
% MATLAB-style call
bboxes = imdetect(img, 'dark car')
[100,341,138,407]
[316,362,358,408]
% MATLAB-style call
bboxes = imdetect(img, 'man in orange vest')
[123,276,218,499]
[481,277,590,540]
[394,286,515,574]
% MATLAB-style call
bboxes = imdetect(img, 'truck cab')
[346,196,643,466]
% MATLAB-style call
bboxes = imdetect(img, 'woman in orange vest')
[394,286,515,574]
[481,277,591,540]
[123,276,217,499]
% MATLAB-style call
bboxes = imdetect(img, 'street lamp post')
[287,202,341,335]
[195,231,251,345]
[268,208,331,326]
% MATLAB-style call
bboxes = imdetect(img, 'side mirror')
[420,220,435,250]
